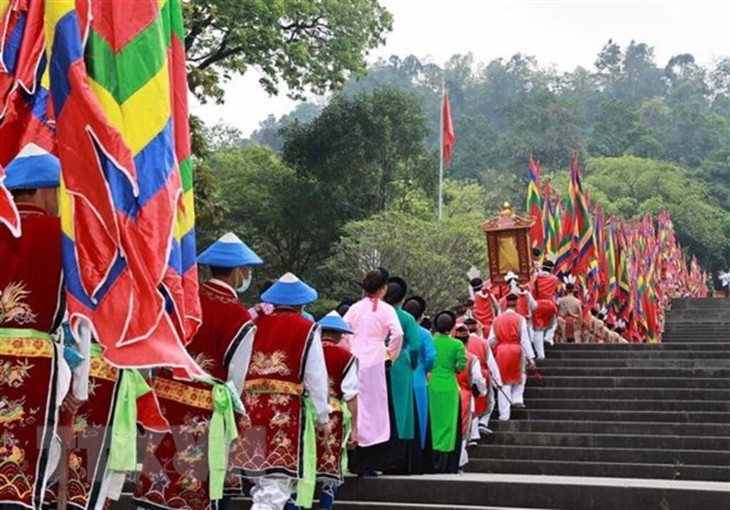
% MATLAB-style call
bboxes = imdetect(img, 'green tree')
[322,180,490,311]
[584,156,730,271]
[209,143,343,281]
[282,86,436,216]
[183,0,393,102]
[589,99,644,156]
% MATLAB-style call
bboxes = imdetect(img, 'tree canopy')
[183,0,393,102]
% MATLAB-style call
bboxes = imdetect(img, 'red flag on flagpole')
[442,89,455,166]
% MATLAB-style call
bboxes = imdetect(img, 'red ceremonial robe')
[317,339,356,482]
[0,204,63,332]
[0,204,63,509]
[532,273,559,330]
[236,310,316,478]
[473,293,497,331]
[135,280,253,510]
[466,335,490,416]
[44,354,120,509]
[499,295,530,319]
[492,313,524,385]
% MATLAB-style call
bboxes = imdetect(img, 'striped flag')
[554,193,574,275]
[0,0,52,237]
[569,151,595,275]
[526,154,544,249]
[47,0,204,376]
[606,218,618,306]
[542,180,557,256]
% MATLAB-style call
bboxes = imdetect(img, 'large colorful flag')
[555,193,574,275]
[0,0,51,237]
[569,151,595,275]
[606,218,618,306]
[542,180,557,256]
[526,154,544,249]
[47,0,204,376]
[442,87,455,166]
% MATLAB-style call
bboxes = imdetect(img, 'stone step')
[472,444,730,466]
[325,504,543,510]
[487,431,730,450]
[670,298,730,308]
[545,350,730,359]
[491,419,730,437]
[525,398,730,412]
[665,312,730,321]
[467,458,730,482]
[532,376,730,389]
[332,474,730,510]
[119,495,546,510]
[520,409,730,424]
[664,325,730,331]
[526,386,730,400]
[537,367,730,377]
[548,343,730,351]
[536,358,729,368]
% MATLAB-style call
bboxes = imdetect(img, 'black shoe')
[513,403,526,409]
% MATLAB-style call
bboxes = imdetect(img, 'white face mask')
[235,269,252,293]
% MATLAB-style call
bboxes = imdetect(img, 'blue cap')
[262,272,318,306]
[197,232,263,267]
[318,311,353,334]
[4,144,60,190]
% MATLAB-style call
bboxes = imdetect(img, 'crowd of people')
[0,151,698,510]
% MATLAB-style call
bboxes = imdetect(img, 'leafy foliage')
[322,180,489,312]
[282,86,437,215]
[183,0,393,102]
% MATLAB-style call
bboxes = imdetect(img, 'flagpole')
[438,78,444,222]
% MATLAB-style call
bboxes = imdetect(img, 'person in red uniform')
[488,293,536,421]
[498,272,536,320]
[0,148,80,509]
[454,323,486,465]
[530,257,560,359]
[286,311,358,510]
[135,232,260,510]
[464,317,502,437]
[470,278,499,332]
[238,273,330,510]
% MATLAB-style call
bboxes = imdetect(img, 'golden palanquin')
[480,202,534,284]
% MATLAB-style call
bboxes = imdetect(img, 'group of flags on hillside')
[525,152,709,343]
[0,0,203,376]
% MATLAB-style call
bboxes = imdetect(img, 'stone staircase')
[120,298,730,509]
[332,298,730,509]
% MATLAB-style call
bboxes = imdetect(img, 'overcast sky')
[192,0,730,136]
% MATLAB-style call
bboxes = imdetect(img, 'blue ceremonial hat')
[4,144,60,190]
[197,232,263,267]
[262,272,318,306]
[318,311,353,334]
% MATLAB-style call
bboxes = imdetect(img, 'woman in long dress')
[429,311,467,473]
[344,268,404,475]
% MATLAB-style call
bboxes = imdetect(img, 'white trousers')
[498,375,527,421]
[459,438,469,468]
[532,327,547,359]
[251,477,294,510]
[470,417,481,440]
[478,386,497,431]
[532,322,557,359]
